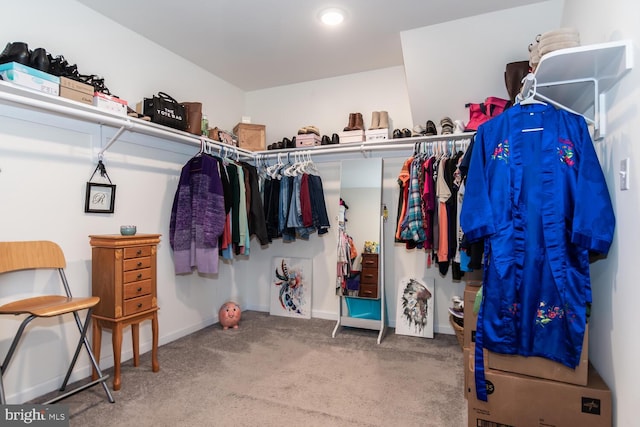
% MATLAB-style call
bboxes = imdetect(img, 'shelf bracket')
[96,120,134,160]
[535,77,604,139]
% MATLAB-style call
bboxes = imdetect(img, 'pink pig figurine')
[219,301,242,329]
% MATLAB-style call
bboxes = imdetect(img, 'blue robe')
[461,103,614,401]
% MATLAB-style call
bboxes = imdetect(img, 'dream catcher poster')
[270,257,312,319]
[395,277,434,338]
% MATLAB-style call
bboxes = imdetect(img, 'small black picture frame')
[85,182,116,213]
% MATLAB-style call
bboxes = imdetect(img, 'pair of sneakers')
[412,120,438,137]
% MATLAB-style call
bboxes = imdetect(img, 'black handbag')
[143,92,187,131]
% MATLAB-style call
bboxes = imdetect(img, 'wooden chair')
[0,241,114,404]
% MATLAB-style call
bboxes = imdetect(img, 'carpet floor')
[56,311,466,426]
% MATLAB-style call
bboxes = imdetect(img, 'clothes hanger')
[518,73,546,106]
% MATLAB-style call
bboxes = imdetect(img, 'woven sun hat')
[538,28,580,56]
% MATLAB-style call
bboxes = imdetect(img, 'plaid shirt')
[400,158,426,242]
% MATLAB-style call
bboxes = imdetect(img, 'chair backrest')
[0,241,66,274]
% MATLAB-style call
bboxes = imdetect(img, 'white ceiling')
[76,0,547,91]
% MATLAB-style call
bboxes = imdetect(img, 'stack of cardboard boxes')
[463,283,612,427]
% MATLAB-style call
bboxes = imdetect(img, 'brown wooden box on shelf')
[89,233,161,391]
[358,253,379,299]
[233,123,265,151]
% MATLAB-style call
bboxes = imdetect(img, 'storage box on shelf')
[59,76,93,105]
[296,133,320,147]
[338,130,365,143]
[93,91,127,116]
[365,128,390,141]
[0,61,59,96]
[233,123,266,151]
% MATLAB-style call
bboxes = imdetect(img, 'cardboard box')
[467,359,611,427]
[233,123,265,151]
[338,130,365,143]
[93,92,128,116]
[463,285,479,348]
[464,280,588,386]
[488,326,589,386]
[59,87,93,105]
[59,77,94,105]
[365,128,390,141]
[296,133,320,147]
[0,61,59,96]
[60,76,93,95]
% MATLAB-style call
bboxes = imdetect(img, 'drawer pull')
[137,303,143,308]
[137,273,143,279]
[136,250,142,256]
[137,262,143,267]
[137,287,143,292]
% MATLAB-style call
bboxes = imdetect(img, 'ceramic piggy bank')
[219,301,242,329]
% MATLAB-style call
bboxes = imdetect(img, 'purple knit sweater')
[170,155,225,274]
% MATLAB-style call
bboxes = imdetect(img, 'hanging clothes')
[460,103,615,402]
[169,154,226,274]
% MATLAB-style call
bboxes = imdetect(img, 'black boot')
[0,42,30,66]
[29,48,50,72]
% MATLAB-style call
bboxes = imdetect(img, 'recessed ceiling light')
[320,8,345,26]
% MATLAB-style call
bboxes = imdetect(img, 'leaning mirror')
[336,157,382,299]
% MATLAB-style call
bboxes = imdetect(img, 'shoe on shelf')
[412,124,426,136]
[344,113,356,131]
[331,133,340,144]
[393,129,402,139]
[29,48,49,72]
[0,42,30,66]
[321,135,330,145]
[377,111,389,129]
[425,120,437,136]
[402,128,412,138]
[440,117,454,135]
[370,111,380,129]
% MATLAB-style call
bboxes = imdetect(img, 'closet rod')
[254,133,475,159]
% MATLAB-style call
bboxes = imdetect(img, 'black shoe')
[402,128,412,138]
[0,42,30,66]
[321,135,330,145]
[425,120,437,136]
[393,129,402,139]
[282,137,292,149]
[331,133,340,144]
[29,48,49,72]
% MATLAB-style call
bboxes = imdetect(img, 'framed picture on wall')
[395,277,434,339]
[270,257,312,319]
[85,182,116,213]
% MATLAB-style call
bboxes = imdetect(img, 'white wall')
[0,0,245,403]
[560,1,640,425]
[402,0,565,131]
[244,66,414,145]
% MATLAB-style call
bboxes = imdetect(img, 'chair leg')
[1,315,37,404]
[0,370,5,405]
[53,309,114,404]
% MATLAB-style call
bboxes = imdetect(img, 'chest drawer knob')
[137,262,143,267]
[137,287,142,292]
[137,273,142,279]
[136,250,142,256]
